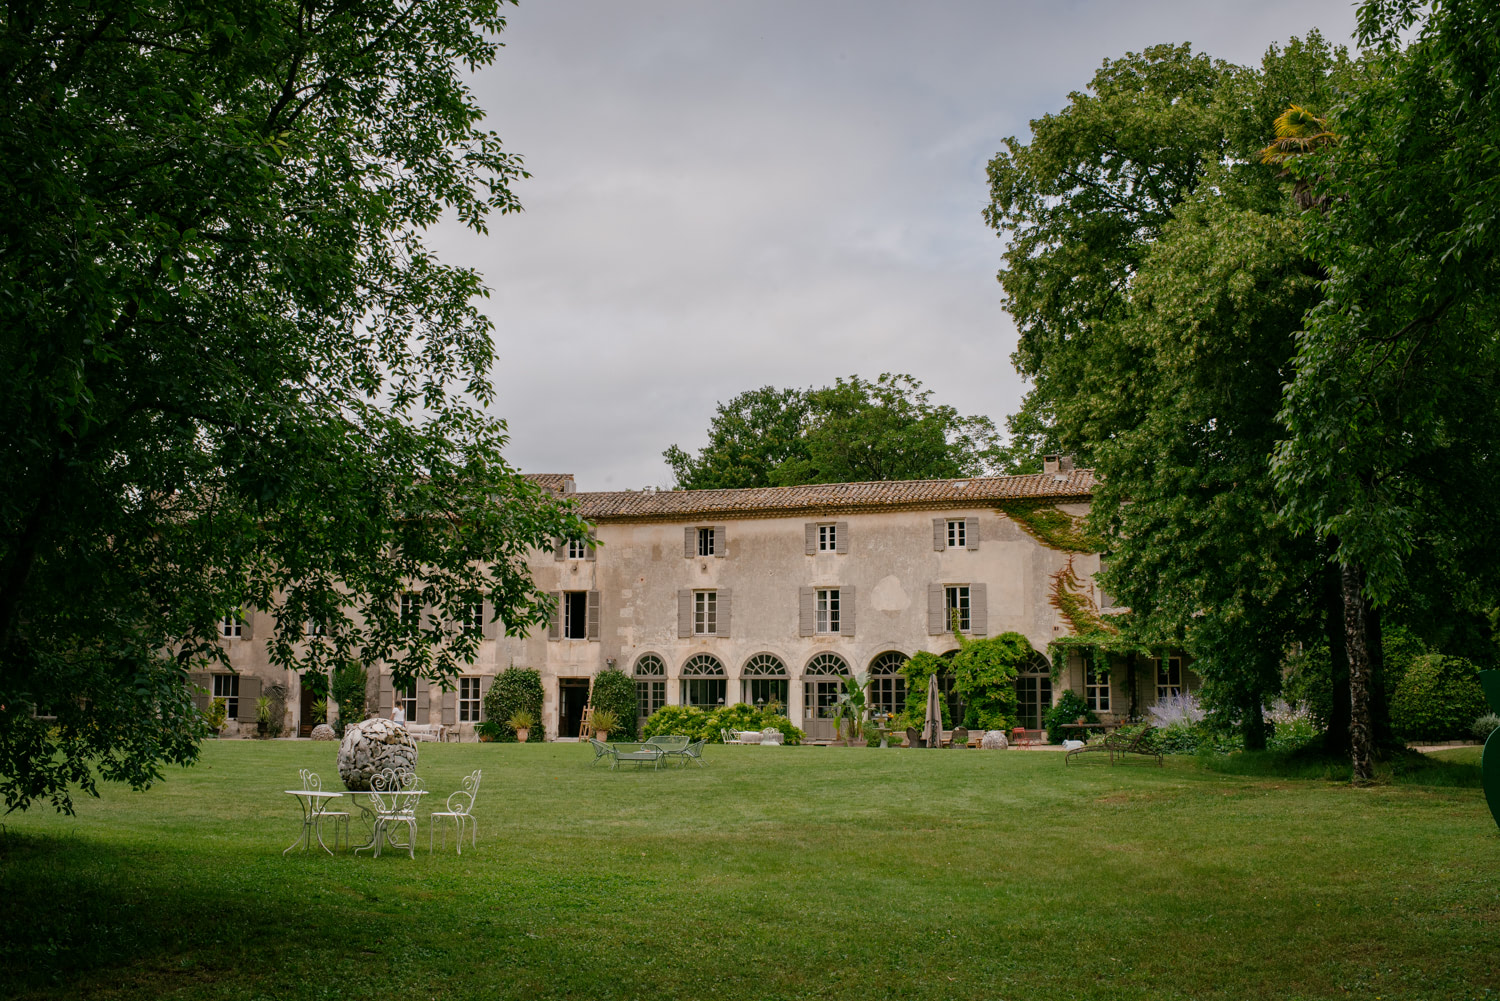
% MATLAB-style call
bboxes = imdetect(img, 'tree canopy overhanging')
[0,0,589,812]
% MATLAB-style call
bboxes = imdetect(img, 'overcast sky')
[435,0,1361,491]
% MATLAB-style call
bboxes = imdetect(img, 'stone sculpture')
[981,730,1009,749]
[310,723,336,741]
[337,717,419,790]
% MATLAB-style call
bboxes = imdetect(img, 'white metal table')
[283,789,346,856]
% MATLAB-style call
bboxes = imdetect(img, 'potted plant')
[310,698,329,725]
[206,696,228,737]
[589,708,619,742]
[508,710,536,743]
[255,695,272,737]
[476,720,501,742]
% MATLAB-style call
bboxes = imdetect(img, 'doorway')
[559,678,591,739]
[299,683,322,738]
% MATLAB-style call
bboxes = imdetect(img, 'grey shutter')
[714,526,727,558]
[970,583,988,636]
[799,587,815,636]
[805,523,818,555]
[482,600,499,640]
[585,531,597,561]
[416,679,430,724]
[835,522,850,554]
[236,675,262,720]
[586,590,600,640]
[933,518,947,551]
[378,673,394,713]
[966,517,980,550]
[442,688,458,727]
[841,586,855,637]
[717,588,731,637]
[478,676,493,721]
[684,527,696,558]
[240,609,254,640]
[553,535,566,561]
[678,590,692,638]
[547,591,561,641]
[188,672,212,712]
[927,584,945,634]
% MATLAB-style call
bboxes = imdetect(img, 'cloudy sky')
[435,0,1362,490]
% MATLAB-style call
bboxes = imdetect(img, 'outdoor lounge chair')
[588,737,615,766]
[429,769,481,855]
[1065,727,1162,766]
[674,738,707,766]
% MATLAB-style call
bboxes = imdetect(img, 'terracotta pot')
[595,731,609,742]
[515,728,530,743]
[479,734,494,743]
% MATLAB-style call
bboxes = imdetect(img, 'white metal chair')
[356,769,424,859]
[721,728,743,745]
[300,768,349,852]
[429,769,481,855]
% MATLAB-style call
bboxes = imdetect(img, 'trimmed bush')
[641,705,710,740]
[1044,690,1098,744]
[484,667,545,742]
[1391,654,1488,742]
[589,668,639,741]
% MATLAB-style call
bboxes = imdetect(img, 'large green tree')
[1273,0,1500,779]
[0,0,589,811]
[665,374,1003,489]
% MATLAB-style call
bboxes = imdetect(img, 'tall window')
[398,684,417,721]
[462,603,484,634]
[697,527,715,557]
[945,585,970,632]
[1156,657,1184,701]
[304,619,325,637]
[741,653,788,710]
[567,538,588,560]
[563,591,588,639]
[1015,671,1052,730]
[213,674,240,717]
[635,654,666,722]
[802,652,850,723]
[947,519,966,548]
[680,654,726,708]
[220,613,243,638]
[818,523,838,552]
[816,589,841,634]
[694,590,718,635]
[400,593,420,626]
[1085,664,1110,712]
[869,652,907,716]
[458,677,481,722]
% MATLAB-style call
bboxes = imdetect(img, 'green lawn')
[2,742,1496,1001]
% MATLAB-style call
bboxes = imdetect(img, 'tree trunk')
[1324,550,1350,754]
[1342,562,1375,783]
[1126,652,1138,720]
[1242,686,1269,751]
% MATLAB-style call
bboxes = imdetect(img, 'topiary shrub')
[1044,689,1098,744]
[1391,654,1488,742]
[484,667,545,742]
[590,668,639,741]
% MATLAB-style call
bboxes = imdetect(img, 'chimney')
[1042,455,1074,474]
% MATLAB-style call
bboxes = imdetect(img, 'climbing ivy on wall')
[994,499,1103,553]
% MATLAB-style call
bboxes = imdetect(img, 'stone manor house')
[203,459,1197,740]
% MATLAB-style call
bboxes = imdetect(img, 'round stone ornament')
[981,730,1009,749]
[310,723,336,741]
[337,717,419,790]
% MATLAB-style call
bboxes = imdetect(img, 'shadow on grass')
[1194,744,1482,787]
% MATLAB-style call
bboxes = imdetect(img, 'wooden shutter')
[927,584,945,634]
[933,518,946,551]
[240,610,254,641]
[717,588,731,636]
[416,679,430,724]
[188,672,212,712]
[482,600,499,640]
[547,591,561,641]
[966,517,981,550]
[714,526,727,558]
[678,590,692,638]
[553,535,566,561]
[442,688,458,726]
[841,586,855,637]
[684,527,696,558]
[970,583,988,636]
[236,675,262,720]
[586,590,600,640]
[378,673,394,713]
[835,522,849,554]
[585,531,597,561]
[804,523,818,555]
[478,676,494,721]
[799,587,815,636]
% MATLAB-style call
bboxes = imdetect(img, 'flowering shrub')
[1264,699,1318,751]
[1149,692,1206,728]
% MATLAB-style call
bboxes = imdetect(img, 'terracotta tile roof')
[523,473,576,495]
[570,470,1095,523]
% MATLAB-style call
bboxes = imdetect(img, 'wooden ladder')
[577,677,595,740]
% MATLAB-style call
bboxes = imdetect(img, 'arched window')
[802,653,850,730]
[1015,657,1053,731]
[868,651,907,716]
[680,654,726,709]
[803,652,849,677]
[740,653,788,711]
[633,653,666,724]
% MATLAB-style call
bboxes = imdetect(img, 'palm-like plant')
[827,673,870,745]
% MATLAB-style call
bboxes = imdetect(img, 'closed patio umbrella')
[924,673,942,749]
